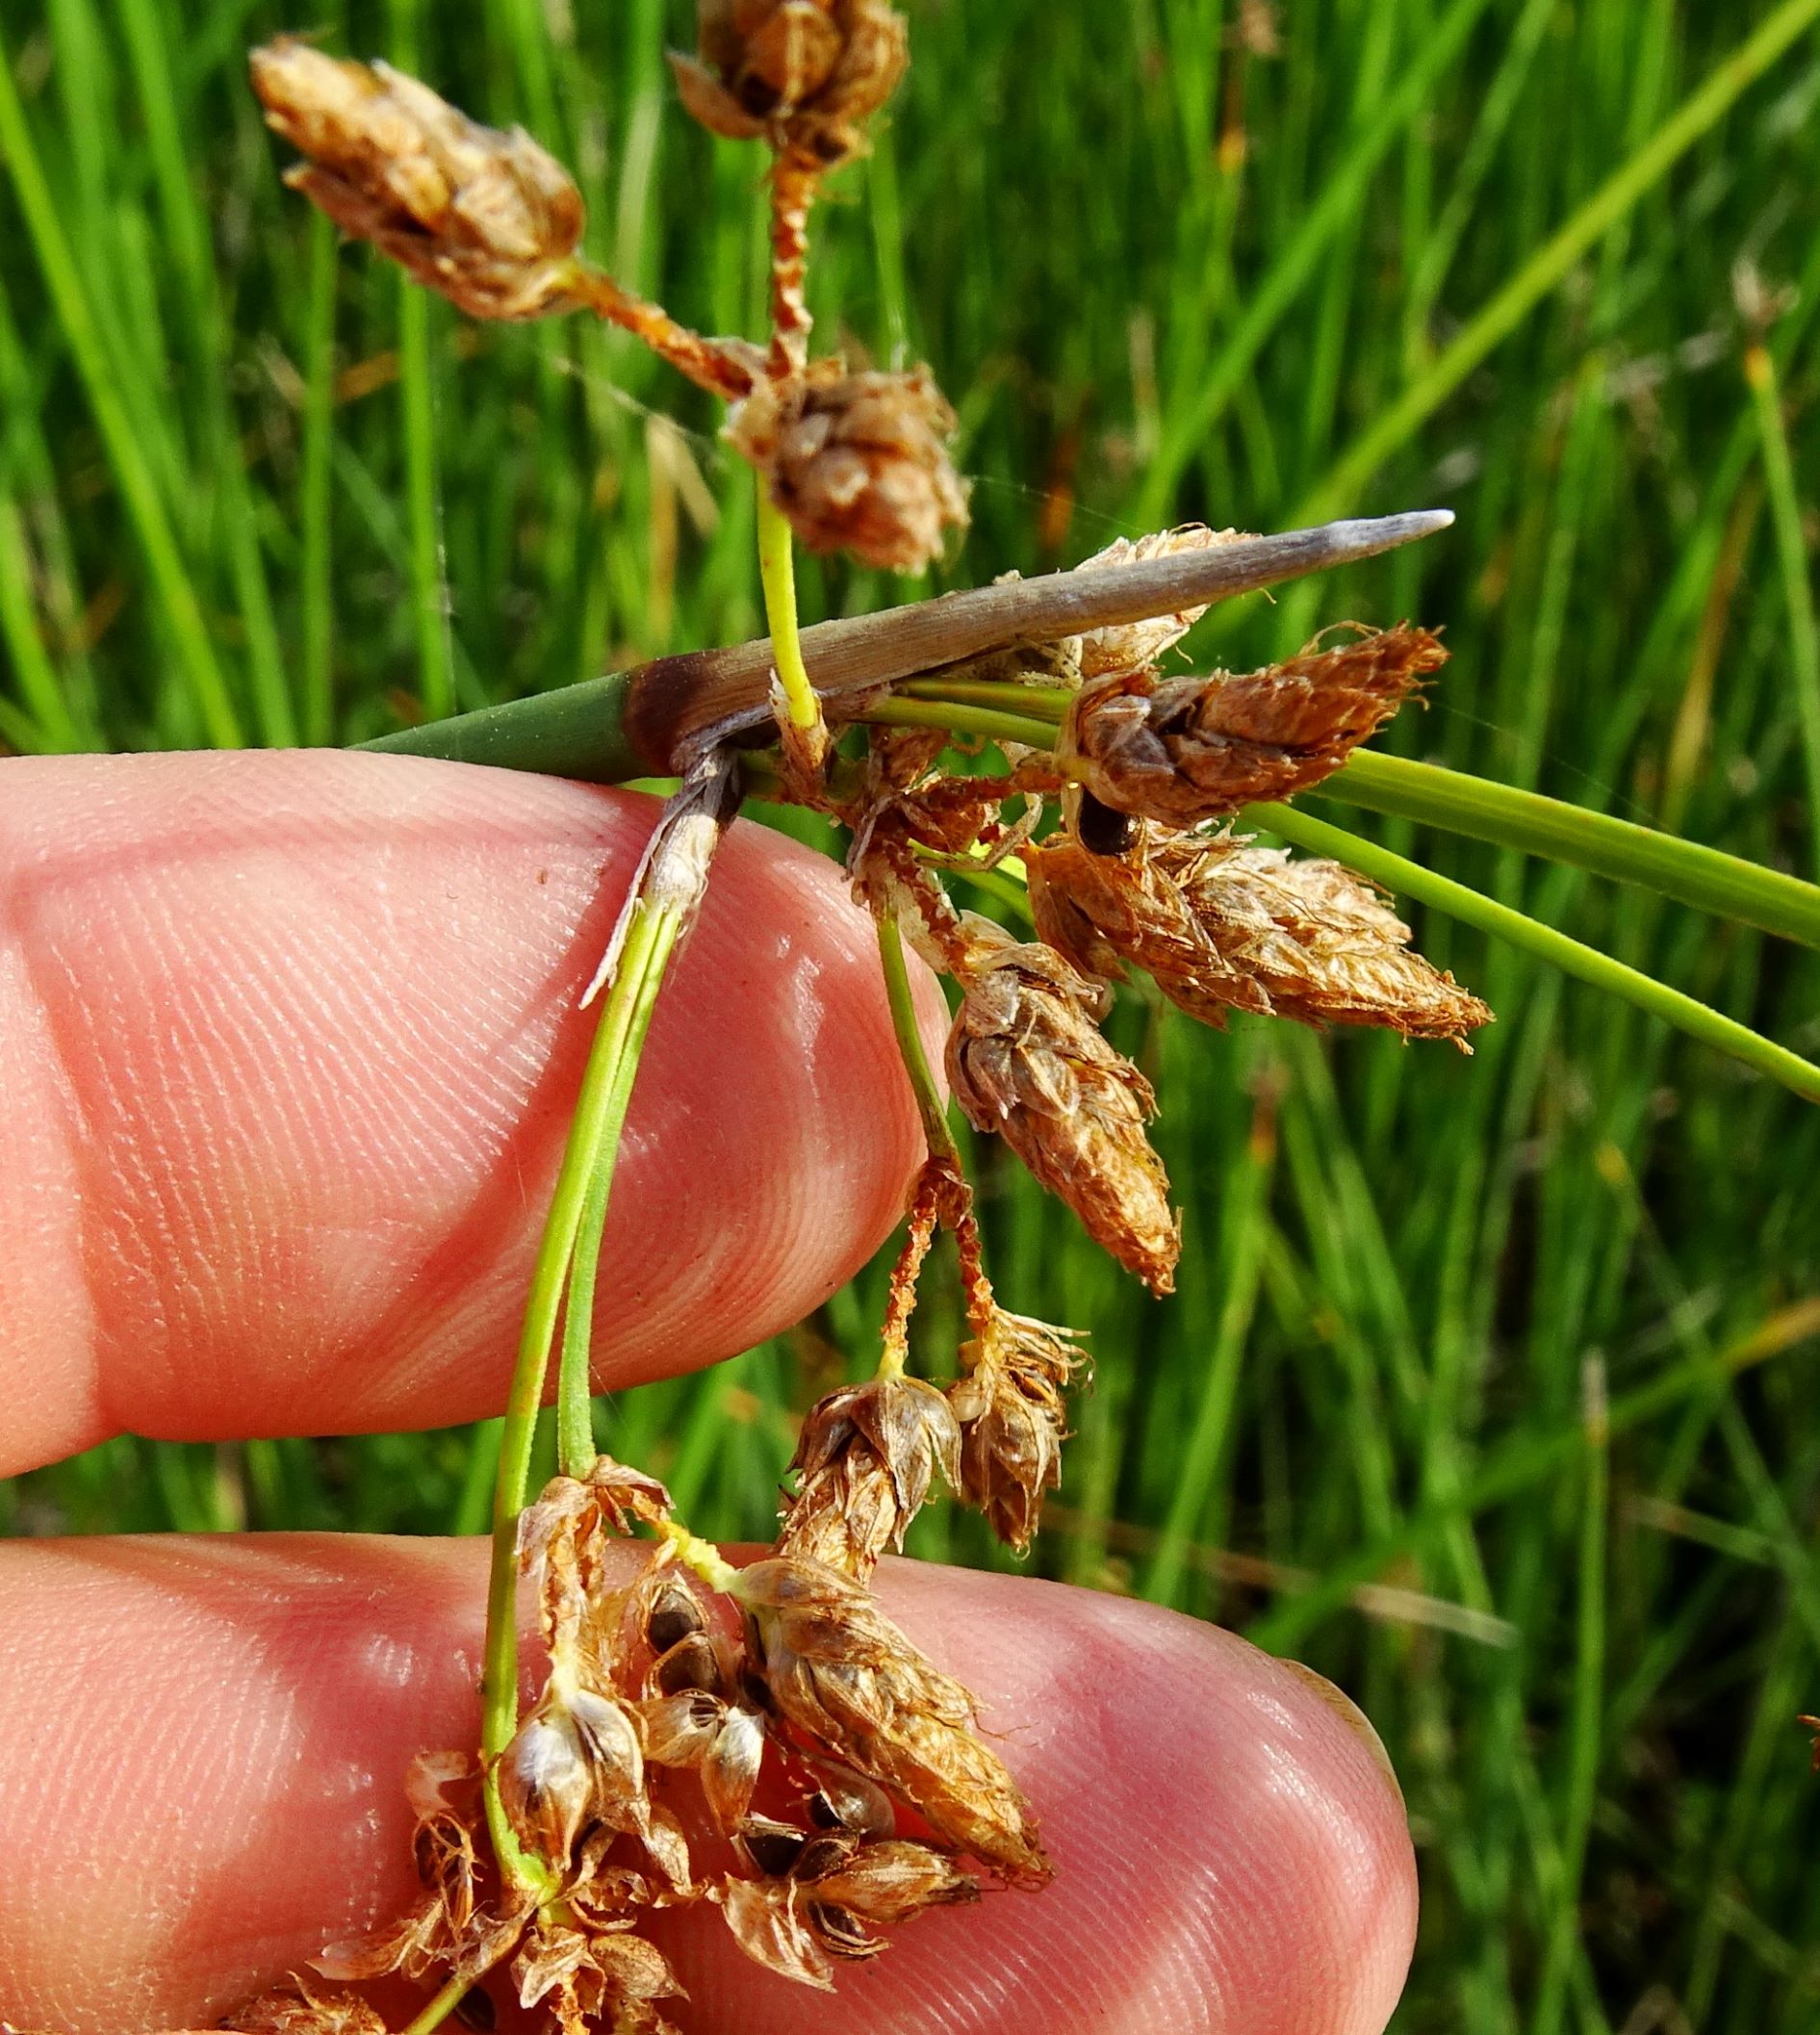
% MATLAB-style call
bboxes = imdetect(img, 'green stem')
[554,902,684,1480]
[756,483,822,733]
[1746,343,1820,884]
[877,911,959,1162]
[862,694,1061,752]
[1317,749,1820,950]
[477,905,682,1896]
[300,211,339,748]
[896,676,1075,718]
[1250,801,1820,1105]
[398,1968,488,2035]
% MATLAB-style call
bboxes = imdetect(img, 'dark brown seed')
[646,1581,707,1655]
[655,1632,729,1697]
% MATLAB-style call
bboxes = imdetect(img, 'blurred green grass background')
[5,0,1820,2026]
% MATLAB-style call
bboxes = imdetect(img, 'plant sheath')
[477,896,683,1894]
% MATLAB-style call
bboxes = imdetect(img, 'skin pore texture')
[0,753,1416,2034]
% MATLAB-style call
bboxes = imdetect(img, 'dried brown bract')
[951,1309,1089,1553]
[219,1985,388,2035]
[728,359,969,572]
[1062,622,1447,824]
[671,0,909,164]
[778,1375,963,1577]
[720,1826,977,1984]
[946,916,1180,1295]
[512,1914,684,2035]
[249,39,584,321]
[736,1555,1051,1885]
[1031,825,1491,1045]
[315,1750,487,1984]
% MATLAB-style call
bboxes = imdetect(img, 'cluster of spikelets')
[225,14,1496,2031]
[209,1445,1053,2034]
[842,533,1490,1295]
[250,2,965,572]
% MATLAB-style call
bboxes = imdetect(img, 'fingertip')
[0,752,936,1460]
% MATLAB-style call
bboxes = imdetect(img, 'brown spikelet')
[945,915,1179,1294]
[314,1751,489,1983]
[1062,622,1447,824]
[671,1,909,164]
[777,1375,963,1578]
[253,40,760,397]
[249,39,584,321]
[729,358,968,572]
[672,2,908,371]
[735,1555,1051,1885]
[1030,825,1491,1045]
[512,1913,684,2035]
[950,1308,1089,1552]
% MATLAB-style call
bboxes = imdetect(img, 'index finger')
[0,751,940,1473]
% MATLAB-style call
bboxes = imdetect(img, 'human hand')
[0,752,1415,2034]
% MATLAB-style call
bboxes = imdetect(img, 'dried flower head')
[315,1751,484,1984]
[219,1985,388,2035]
[736,1555,1050,1885]
[777,1375,962,1577]
[249,39,584,320]
[946,915,1180,1294]
[951,1309,1089,1553]
[1030,825,1491,1044]
[512,1913,683,2035]
[640,1684,769,1832]
[498,1675,650,1870]
[728,359,968,572]
[1062,622,1447,824]
[671,0,909,164]
[720,1824,977,1986]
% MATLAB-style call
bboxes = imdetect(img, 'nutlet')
[1062,623,1447,824]
[727,359,969,573]
[945,915,1180,1295]
[249,39,584,321]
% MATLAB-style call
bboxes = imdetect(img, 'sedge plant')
[115,8,1820,2030]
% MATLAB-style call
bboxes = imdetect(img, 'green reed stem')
[756,483,823,734]
[863,694,1061,752]
[1250,802,1820,1105]
[0,26,243,748]
[878,910,959,1162]
[398,1967,493,2035]
[478,898,681,1896]
[555,903,685,1480]
[1746,342,1820,884]
[1320,749,1820,950]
